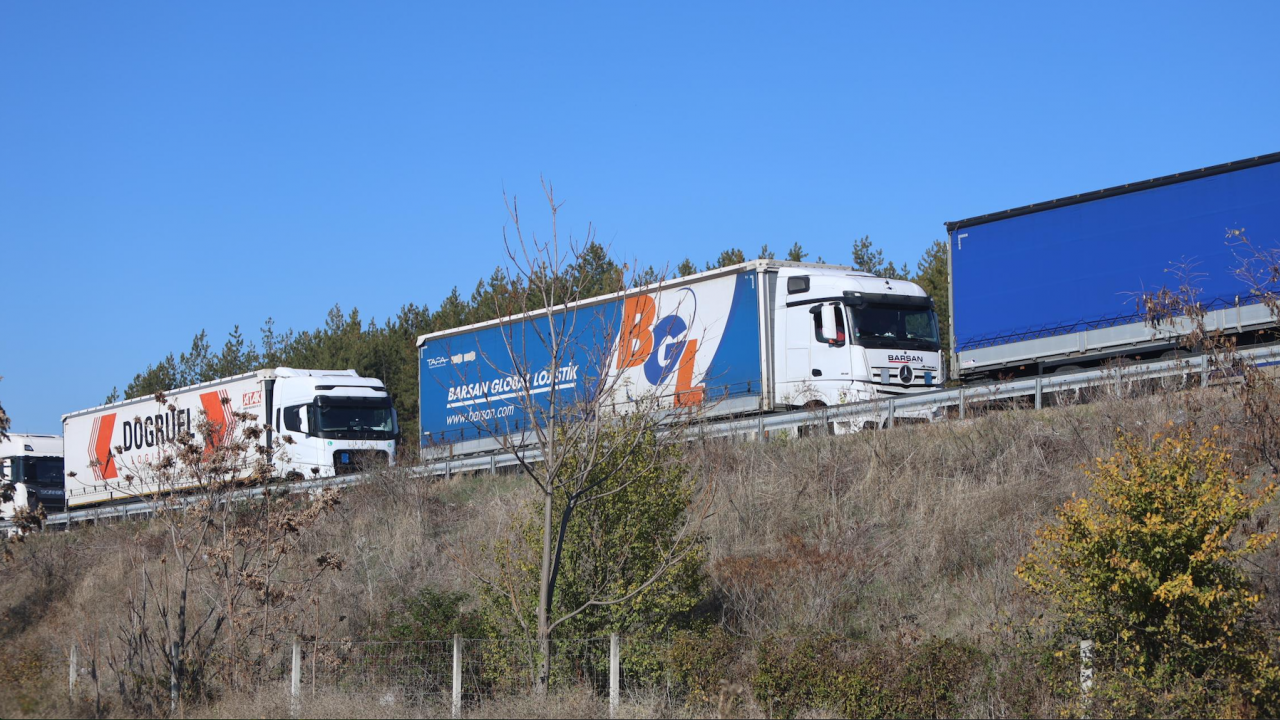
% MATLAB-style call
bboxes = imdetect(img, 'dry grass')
[694,390,1205,640]
[1,384,1272,718]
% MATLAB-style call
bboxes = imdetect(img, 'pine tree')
[913,239,951,357]
[707,248,746,270]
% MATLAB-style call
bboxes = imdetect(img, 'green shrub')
[377,586,488,642]
[480,428,708,642]
[1018,427,1280,713]
[666,627,743,706]
[751,634,988,719]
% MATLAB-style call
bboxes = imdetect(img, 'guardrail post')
[1200,354,1209,385]
[452,634,462,719]
[1034,377,1043,410]
[958,389,966,420]
[609,633,620,717]
[887,399,895,428]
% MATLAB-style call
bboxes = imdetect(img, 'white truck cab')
[773,266,943,407]
[266,367,398,476]
[0,434,65,519]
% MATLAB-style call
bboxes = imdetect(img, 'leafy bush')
[481,428,708,642]
[1018,427,1280,712]
[665,627,743,706]
[376,586,488,642]
[751,634,987,719]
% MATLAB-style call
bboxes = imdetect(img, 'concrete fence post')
[69,643,77,697]
[1079,639,1094,699]
[291,636,301,718]
[452,634,462,719]
[609,634,620,717]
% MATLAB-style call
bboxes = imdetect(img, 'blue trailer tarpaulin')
[948,156,1280,353]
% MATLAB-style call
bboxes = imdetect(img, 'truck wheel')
[1053,365,1083,375]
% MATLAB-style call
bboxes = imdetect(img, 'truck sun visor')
[312,395,393,408]
[842,291,933,308]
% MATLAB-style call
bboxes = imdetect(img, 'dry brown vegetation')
[2,383,1277,717]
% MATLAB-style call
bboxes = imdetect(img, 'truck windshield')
[851,304,941,351]
[307,405,397,440]
[7,456,64,486]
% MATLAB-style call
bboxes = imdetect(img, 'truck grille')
[333,450,390,476]
[873,366,938,390]
[29,487,66,512]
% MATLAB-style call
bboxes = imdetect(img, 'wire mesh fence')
[303,637,614,716]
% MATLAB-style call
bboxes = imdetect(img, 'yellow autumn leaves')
[1018,426,1276,679]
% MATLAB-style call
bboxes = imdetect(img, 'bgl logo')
[615,289,705,407]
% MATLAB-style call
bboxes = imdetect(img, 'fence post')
[1079,639,1094,700]
[291,636,301,718]
[609,634,620,717]
[452,634,462,719]
[69,643,77,697]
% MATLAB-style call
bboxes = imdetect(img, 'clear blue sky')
[3,2,1278,434]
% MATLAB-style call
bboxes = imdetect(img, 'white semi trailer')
[0,434,65,519]
[418,260,944,455]
[62,367,397,508]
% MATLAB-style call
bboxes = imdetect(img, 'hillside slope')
[1,387,1274,718]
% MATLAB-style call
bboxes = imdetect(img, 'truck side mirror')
[820,303,838,343]
[810,303,844,347]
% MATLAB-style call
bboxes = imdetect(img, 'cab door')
[808,301,853,383]
[786,301,852,384]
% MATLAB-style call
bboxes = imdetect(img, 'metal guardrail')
[15,344,1280,532]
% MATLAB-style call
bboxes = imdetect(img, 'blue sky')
[3,2,1278,434]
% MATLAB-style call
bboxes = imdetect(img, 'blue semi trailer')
[945,152,1280,380]
[417,260,944,455]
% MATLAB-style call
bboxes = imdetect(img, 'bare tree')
[0,376,8,443]
[0,377,48,550]
[99,394,344,715]
[0,376,10,507]
[438,180,713,693]
[1142,230,1280,471]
